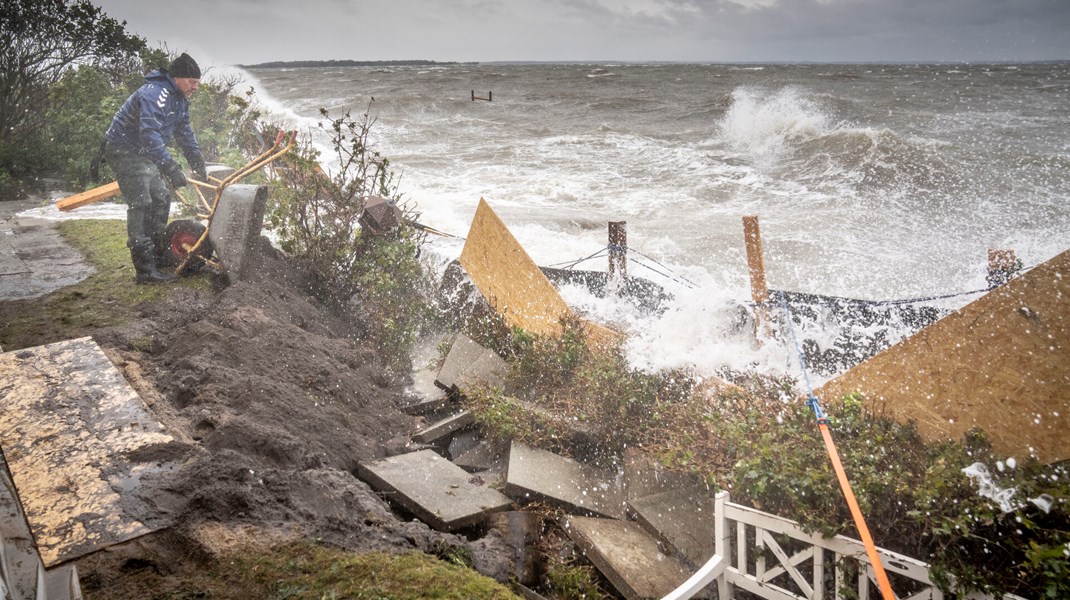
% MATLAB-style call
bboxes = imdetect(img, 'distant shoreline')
[239,59,474,69]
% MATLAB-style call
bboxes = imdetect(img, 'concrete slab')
[628,487,717,567]
[434,333,508,394]
[357,449,513,532]
[623,447,701,503]
[505,442,626,520]
[447,428,483,460]
[412,410,475,445]
[207,184,268,282]
[0,337,176,567]
[0,202,94,301]
[817,248,1070,463]
[453,439,508,473]
[565,515,694,600]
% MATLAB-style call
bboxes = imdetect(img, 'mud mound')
[79,238,512,592]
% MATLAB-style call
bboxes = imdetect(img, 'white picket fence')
[666,491,1027,600]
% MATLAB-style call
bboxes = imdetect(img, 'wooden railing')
[701,491,1025,600]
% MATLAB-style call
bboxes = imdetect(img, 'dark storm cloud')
[92,0,1069,64]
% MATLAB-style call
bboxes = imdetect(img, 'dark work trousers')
[103,141,173,259]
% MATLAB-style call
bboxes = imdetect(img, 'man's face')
[174,77,200,98]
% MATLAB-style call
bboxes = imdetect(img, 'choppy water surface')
[242,62,1070,380]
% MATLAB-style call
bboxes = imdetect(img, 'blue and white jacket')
[106,69,202,173]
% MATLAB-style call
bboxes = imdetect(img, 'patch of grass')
[82,541,523,599]
[0,219,210,350]
[206,542,521,600]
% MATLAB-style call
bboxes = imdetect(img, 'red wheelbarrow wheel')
[159,219,213,272]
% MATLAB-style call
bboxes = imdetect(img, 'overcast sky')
[93,0,1068,67]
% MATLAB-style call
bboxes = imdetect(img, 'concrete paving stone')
[505,442,626,520]
[357,449,513,532]
[207,184,268,282]
[628,487,718,567]
[623,446,704,503]
[434,333,507,394]
[411,410,475,445]
[0,207,93,300]
[453,439,508,473]
[565,515,694,600]
[447,428,483,460]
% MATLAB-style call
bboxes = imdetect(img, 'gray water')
[241,62,1070,379]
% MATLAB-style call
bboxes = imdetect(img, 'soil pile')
[77,237,512,593]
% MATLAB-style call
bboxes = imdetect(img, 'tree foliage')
[0,0,145,182]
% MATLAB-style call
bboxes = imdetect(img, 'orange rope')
[818,421,896,600]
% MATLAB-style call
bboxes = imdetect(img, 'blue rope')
[776,299,828,424]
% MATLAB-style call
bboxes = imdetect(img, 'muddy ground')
[45,236,516,594]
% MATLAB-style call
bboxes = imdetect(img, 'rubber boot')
[131,244,176,285]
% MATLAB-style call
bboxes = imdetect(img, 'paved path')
[0,199,95,301]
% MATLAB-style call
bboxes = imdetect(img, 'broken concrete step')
[357,449,512,532]
[565,515,695,600]
[412,410,475,445]
[628,487,718,567]
[435,333,507,394]
[505,442,626,520]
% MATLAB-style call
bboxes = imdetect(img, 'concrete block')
[628,488,717,567]
[453,439,508,473]
[207,183,268,282]
[623,447,703,503]
[447,428,483,460]
[505,442,626,520]
[412,410,475,445]
[357,449,512,532]
[435,334,507,395]
[565,515,694,600]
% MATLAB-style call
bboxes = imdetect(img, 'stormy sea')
[239,61,1070,383]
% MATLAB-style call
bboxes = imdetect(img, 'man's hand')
[190,156,207,182]
[162,162,187,188]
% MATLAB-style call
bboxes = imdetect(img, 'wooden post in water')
[987,248,1018,288]
[608,221,627,291]
[743,216,770,338]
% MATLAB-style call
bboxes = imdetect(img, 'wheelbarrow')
[162,130,296,279]
[55,131,297,281]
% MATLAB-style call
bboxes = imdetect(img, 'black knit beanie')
[169,53,201,79]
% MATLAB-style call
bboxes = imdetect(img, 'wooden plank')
[459,198,622,349]
[0,337,175,566]
[55,182,120,211]
[817,249,1070,464]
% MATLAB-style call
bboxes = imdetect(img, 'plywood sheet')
[816,250,1070,464]
[0,337,175,566]
[459,198,621,348]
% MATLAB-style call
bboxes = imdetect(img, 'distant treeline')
[239,59,473,69]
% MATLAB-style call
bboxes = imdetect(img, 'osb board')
[817,250,1070,464]
[0,337,175,566]
[459,198,621,348]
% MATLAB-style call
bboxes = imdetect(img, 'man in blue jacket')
[105,53,207,284]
